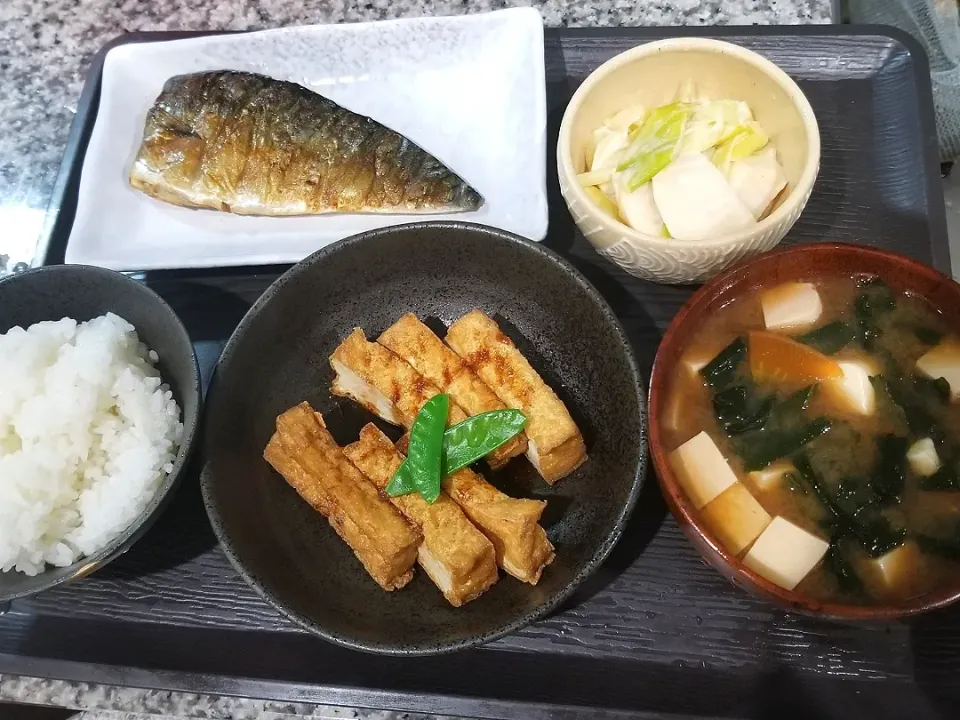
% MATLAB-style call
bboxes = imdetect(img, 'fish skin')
[129,71,483,216]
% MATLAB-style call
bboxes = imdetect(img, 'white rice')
[0,313,183,576]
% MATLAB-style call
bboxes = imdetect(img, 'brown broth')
[664,275,960,604]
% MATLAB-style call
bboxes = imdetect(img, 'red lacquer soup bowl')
[649,242,960,619]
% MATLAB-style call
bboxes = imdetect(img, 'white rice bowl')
[0,313,183,576]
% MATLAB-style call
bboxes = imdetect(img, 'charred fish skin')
[129,70,484,216]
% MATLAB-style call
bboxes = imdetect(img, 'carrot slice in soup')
[748,331,842,385]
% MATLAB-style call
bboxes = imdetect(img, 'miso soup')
[663,275,960,604]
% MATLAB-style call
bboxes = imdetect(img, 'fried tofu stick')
[343,424,499,606]
[445,310,587,485]
[268,403,420,591]
[378,313,528,469]
[396,435,555,584]
[330,328,467,428]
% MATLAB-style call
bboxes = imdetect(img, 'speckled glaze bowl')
[558,37,820,284]
[0,264,201,603]
[650,243,960,619]
[200,221,647,655]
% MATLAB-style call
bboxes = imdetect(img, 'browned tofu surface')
[378,313,527,469]
[395,434,555,585]
[445,310,586,484]
[344,424,499,606]
[267,402,420,591]
[444,466,556,585]
[330,328,467,428]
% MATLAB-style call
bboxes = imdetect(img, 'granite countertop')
[1,0,832,718]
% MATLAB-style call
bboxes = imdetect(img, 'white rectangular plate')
[66,9,548,271]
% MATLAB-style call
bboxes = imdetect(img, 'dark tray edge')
[0,652,716,720]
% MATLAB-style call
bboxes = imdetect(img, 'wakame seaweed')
[853,512,906,557]
[797,321,855,355]
[856,277,896,309]
[870,375,940,439]
[872,434,908,504]
[920,464,960,492]
[934,377,951,402]
[915,326,944,346]
[782,471,808,495]
[916,524,960,560]
[834,477,878,517]
[701,337,747,389]
[733,385,825,470]
[738,419,831,471]
[794,453,904,558]
[713,381,817,435]
[794,454,846,516]
[772,384,817,420]
[712,384,776,435]
[826,536,865,596]
[854,278,895,350]
[915,375,952,404]
[871,363,959,493]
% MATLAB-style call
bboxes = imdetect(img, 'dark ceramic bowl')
[200,221,647,654]
[0,264,201,603]
[650,242,960,619]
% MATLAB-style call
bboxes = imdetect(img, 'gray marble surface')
[1,0,831,717]
[0,0,831,278]
[0,673,465,719]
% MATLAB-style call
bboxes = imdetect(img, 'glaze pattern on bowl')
[200,221,647,655]
[560,172,815,284]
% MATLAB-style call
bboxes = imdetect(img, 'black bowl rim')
[0,263,203,602]
[200,220,648,655]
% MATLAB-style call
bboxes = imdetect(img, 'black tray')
[3,26,957,720]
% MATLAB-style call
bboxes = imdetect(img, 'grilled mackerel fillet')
[130,71,483,216]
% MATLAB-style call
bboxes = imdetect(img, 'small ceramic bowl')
[649,243,960,619]
[0,265,202,603]
[558,37,821,285]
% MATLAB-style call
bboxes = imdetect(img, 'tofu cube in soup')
[683,347,722,378]
[746,460,794,495]
[824,359,877,416]
[907,438,941,477]
[760,282,822,331]
[743,516,829,591]
[916,339,960,400]
[668,431,738,509]
[700,482,772,555]
[865,542,925,598]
